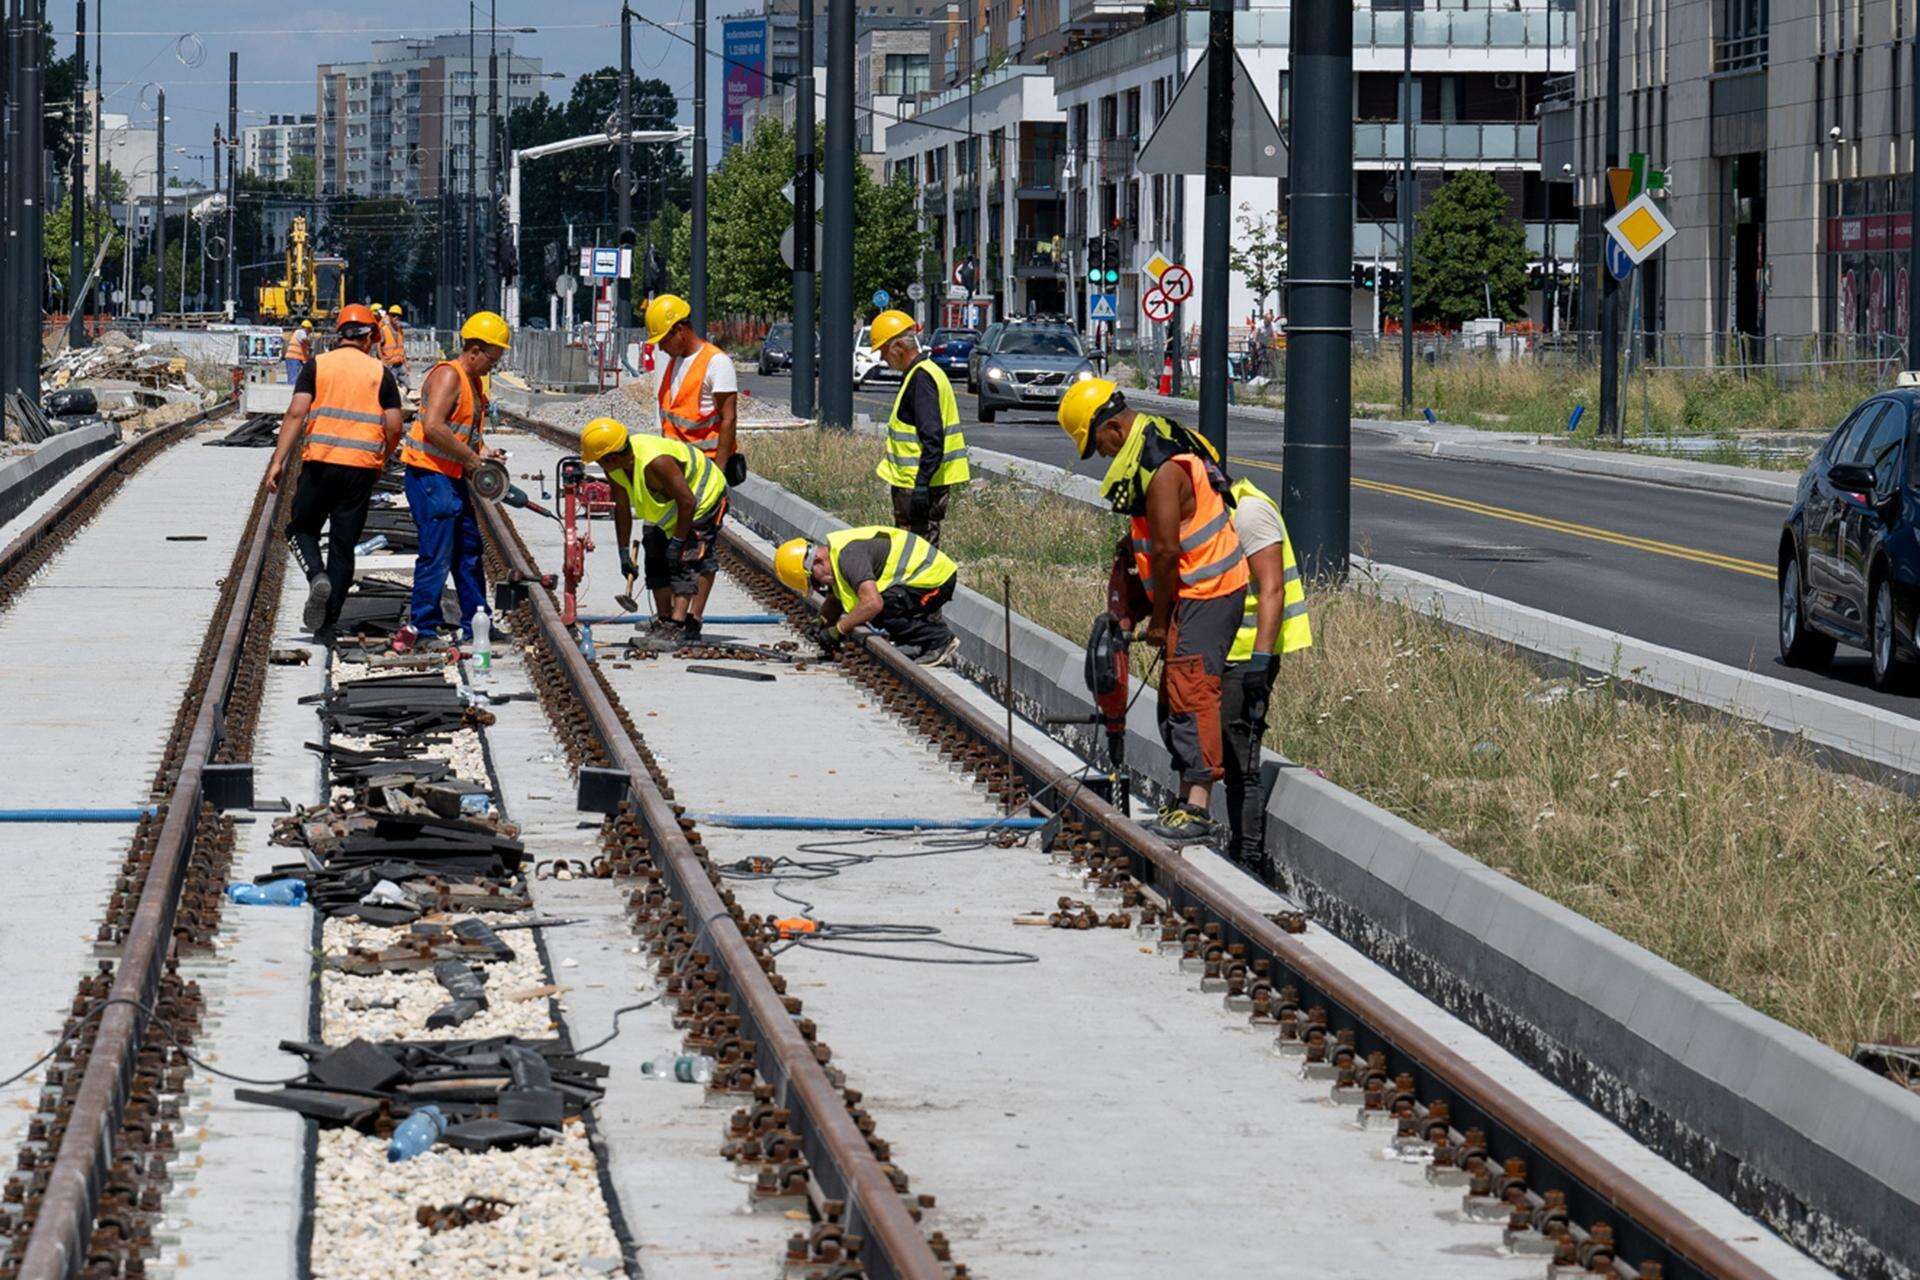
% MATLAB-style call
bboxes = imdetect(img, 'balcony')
[1016,159,1065,198]
[1013,236,1065,278]
[1714,32,1768,72]
[1353,121,1539,165]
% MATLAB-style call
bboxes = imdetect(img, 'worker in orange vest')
[283,320,313,383]
[379,303,409,387]
[264,303,405,638]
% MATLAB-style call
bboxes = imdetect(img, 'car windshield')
[933,329,976,343]
[997,329,1082,356]
[767,323,792,341]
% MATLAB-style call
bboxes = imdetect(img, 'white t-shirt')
[662,347,737,420]
[1234,493,1285,559]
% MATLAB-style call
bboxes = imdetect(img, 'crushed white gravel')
[320,916,559,1043]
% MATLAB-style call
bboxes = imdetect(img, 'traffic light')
[1085,236,1121,287]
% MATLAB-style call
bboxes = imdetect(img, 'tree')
[42,186,123,307]
[1228,204,1287,319]
[328,197,438,310]
[1407,170,1529,327]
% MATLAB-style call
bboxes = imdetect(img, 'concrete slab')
[0,437,268,1156]
[0,422,120,534]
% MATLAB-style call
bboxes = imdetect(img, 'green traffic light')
[1104,269,1118,285]
[1086,270,1100,284]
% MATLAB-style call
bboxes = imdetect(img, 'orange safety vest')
[285,329,311,362]
[301,346,391,469]
[658,340,722,453]
[379,316,406,366]
[1129,453,1249,603]
[400,361,486,478]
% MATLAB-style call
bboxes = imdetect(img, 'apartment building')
[741,15,934,178]
[315,35,543,201]
[241,114,317,183]
[80,99,159,201]
[1560,0,1911,355]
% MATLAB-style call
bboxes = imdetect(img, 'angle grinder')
[469,458,511,502]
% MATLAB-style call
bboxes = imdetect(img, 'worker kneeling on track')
[1057,377,1248,844]
[581,415,729,649]
[774,527,961,667]
[870,309,969,547]
[391,310,509,653]
[1221,476,1311,875]
[266,303,405,640]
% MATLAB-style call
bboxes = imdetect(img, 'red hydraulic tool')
[556,455,595,627]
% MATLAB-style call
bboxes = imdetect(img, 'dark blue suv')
[1779,386,1920,689]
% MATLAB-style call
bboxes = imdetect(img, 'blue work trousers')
[404,466,487,636]
[283,358,303,383]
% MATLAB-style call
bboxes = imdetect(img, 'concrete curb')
[724,468,1920,1280]
[1120,386,1802,506]
[0,422,120,533]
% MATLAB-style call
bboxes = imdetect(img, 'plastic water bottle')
[387,1105,446,1162]
[224,879,307,907]
[353,533,388,556]
[473,612,492,676]
[639,1052,715,1084]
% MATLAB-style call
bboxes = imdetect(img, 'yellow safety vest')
[1227,478,1312,661]
[609,434,727,536]
[875,358,971,489]
[826,525,957,613]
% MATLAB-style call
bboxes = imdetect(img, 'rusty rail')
[14,428,281,1280]
[472,493,947,1280]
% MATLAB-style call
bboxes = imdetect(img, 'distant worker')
[1220,475,1311,874]
[579,415,729,649]
[869,309,970,547]
[380,303,409,387]
[284,320,314,384]
[647,293,738,471]
[774,527,960,667]
[391,311,510,653]
[264,303,404,638]
[1057,378,1247,843]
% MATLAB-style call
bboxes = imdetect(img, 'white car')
[853,329,906,390]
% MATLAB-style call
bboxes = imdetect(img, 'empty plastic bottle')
[353,533,389,556]
[473,611,492,676]
[224,879,307,907]
[387,1105,446,1162]
[639,1052,715,1084]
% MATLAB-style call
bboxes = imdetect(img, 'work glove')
[724,452,748,486]
[665,536,691,566]
[1240,652,1275,727]
[907,487,932,528]
[815,621,846,655]
[618,546,637,579]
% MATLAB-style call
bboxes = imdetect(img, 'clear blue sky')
[57,1,757,175]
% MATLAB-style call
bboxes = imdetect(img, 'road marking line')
[1229,456,1775,580]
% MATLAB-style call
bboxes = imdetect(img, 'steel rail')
[16,437,279,1280]
[721,526,1771,1280]
[472,494,947,1280]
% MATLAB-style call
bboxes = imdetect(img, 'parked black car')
[1778,386,1920,688]
[758,322,818,375]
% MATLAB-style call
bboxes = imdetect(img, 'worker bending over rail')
[775,527,961,667]
[265,303,404,638]
[1221,476,1311,873]
[392,311,510,653]
[869,309,970,547]
[580,415,730,648]
[1057,378,1248,844]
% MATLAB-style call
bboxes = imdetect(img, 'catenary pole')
[819,0,854,428]
[67,0,86,345]
[1194,0,1234,456]
[1281,0,1353,580]
[618,4,631,326]
[226,50,237,311]
[792,0,817,418]
[691,0,708,331]
[1599,0,1621,436]
[1398,0,1412,412]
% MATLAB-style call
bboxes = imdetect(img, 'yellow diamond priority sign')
[1604,192,1675,266]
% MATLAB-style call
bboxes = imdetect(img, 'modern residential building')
[740,15,932,178]
[1562,0,1906,357]
[80,98,160,201]
[314,35,544,201]
[240,114,317,183]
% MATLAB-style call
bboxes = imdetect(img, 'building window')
[883,53,929,96]
[1715,0,1768,70]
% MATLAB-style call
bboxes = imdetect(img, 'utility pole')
[1169,7,1186,397]
[691,0,708,331]
[226,50,238,312]
[487,0,498,306]
[67,0,86,346]
[1543,11,1555,334]
[211,124,220,307]
[1599,0,1621,437]
[819,0,854,428]
[156,86,166,320]
[466,4,478,314]
[792,0,817,417]
[92,0,101,283]
[1195,0,1234,456]
[1281,0,1353,580]
[968,1,982,315]
[1909,26,1919,367]
[617,4,631,326]
[1398,2,1412,412]
[3,0,18,401]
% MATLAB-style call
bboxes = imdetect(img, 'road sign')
[1604,192,1676,265]
[873,289,891,309]
[781,174,825,207]
[1603,237,1634,283]
[1607,167,1636,212]
[556,273,578,298]
[780,223,823,270]
[1139,251,1172,282]
[1141,288,1174,324]
[579,247,593,275]
[946,284,968,301]
[591,247,620,277]
[1159,265,1193,305]
[906,282,926,302]
[1138,47,1287,178]
[1088,293,1118,322]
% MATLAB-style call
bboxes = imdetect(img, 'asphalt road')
[737,368,1920,719]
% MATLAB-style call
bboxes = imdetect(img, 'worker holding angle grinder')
[391,311,511,653]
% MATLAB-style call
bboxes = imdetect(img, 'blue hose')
[687,813,1048,832]
[0,808,156,822]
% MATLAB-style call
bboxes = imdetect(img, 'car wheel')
[1869,572,1911,690]
[977,402,995,423]
[1779,554,1835,669]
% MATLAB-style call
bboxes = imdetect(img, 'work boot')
[679,618,703,645]
[916,636,960,668]
[302,574,332,633]
[1144,804,1216,845]
[631,621,685,654]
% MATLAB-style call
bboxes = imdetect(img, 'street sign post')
[1139,251,1172,282]
[1604,192,1676,266]
[1089,293,1118,322]
[872,289,891,309]
[1142,288,1174,324]
[556,273,578,297]
[1159,265,1194,304]
[780,224,824,270]
[906,282,925,302]
[591,247,620,278]
[1603,237,1634,283]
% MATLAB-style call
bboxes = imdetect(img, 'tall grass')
[749,428,1920,1053]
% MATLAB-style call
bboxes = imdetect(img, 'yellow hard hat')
[869,309,916,351]
[774,537,812,595]
[388,304,403,315]
[579,417,630,465]
[645,294,691,345]
[1057,377,1123,459]
[370,302,382,312]
[460,310,511,349]
[300,320,312,330]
